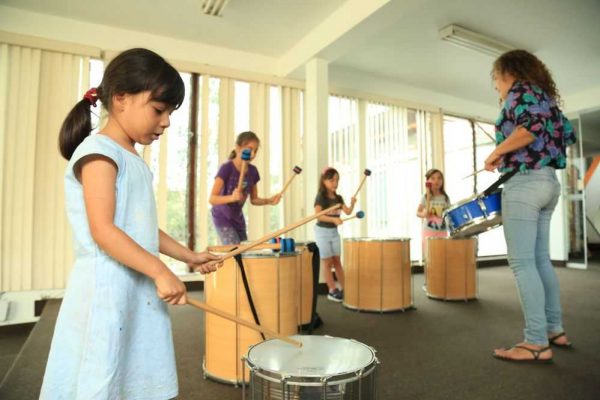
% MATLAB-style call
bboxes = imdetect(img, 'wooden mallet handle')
[217,204,341,261]
[279,165,302,196]
[342,210,365,222]
[425,181,432,213]
[187,298,302,347]
[352,169,372,198]
[236,148,252,191]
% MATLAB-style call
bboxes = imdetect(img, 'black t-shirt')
[314,192,344,228]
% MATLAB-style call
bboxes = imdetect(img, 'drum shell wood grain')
[296,244,314,327]
[343,238,412,312]
[204,252,299,384]
[426,238,477,300]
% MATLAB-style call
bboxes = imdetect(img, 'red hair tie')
[83,88,98,107]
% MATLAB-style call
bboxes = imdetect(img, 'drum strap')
[483,168,518,196]
[306,242,322,334]
[233,253,266,341]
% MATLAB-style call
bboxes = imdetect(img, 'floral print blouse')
[495,81,576,172]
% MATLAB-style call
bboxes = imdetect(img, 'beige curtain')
[281,87,304,236]
[0,44,88,291]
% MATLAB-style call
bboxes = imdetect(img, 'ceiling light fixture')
[202,0,230,17]
[438,24,514,57]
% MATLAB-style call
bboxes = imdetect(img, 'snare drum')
[444,190,502,238]
[243,335,379,400]
[343,238,413,312]
[204,251,299,384]
[426,237,477,300]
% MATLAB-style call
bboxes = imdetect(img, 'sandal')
[492,345,553,364]
[548,332,573,348]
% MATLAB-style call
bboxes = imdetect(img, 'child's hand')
[154,268,187,305]
[230,189,243,202]
[334,218,343,226]
[269,194,282,205]
[189,252,222,274]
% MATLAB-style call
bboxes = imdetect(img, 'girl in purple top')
[485,50,575,364]
[210,131,281,244]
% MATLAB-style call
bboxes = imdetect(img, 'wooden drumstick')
[352,169,372,199]
[215,204,341,261]
[462,168,486,179]
[187,298,302,347]
[236,148,252,191]
[342,210,365,222]
[425,181,432,214]
[278,165,302,196]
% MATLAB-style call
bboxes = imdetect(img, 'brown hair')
[318,167,339,197]
[425,168,449,202]
[58,48,185,160]
[228,131,260,160]
[492,49,560,103]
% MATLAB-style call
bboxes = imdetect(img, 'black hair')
[58,48,185,160]
[318,167,339,198]
[425,168,449,202]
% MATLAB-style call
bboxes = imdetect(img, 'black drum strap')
[233,253,265,341]
[307,242,321,334]
[483,168,518,196]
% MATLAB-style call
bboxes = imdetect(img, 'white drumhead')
[246,335,375,377]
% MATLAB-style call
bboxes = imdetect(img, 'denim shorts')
[314,225,341,259]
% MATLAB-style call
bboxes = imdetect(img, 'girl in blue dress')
[41,48,221,399]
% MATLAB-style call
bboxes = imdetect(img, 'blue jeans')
[502,167,563,345]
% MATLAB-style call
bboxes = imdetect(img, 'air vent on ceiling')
[202,0,230,17]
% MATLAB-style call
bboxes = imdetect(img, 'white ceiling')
[1,0,599,153]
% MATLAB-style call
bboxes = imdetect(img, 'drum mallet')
[342,211,365,222]
[236,148,253,191]
[425,181,432,212]
[216,204,342,261]
[187,298,302,347]
[352,169,372,198]
[279,166,302,197]
[207,239,295,253]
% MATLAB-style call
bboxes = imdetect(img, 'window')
[443,115,505,257]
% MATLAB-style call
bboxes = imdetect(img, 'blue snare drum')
[444,190,503,238]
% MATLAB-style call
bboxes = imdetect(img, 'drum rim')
[244,336,378,381]
[426,236,477,241]
[449,215,503,238]
[343,237,411,242]
[244,359,379,387]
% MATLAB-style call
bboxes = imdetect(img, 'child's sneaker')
[327,289,343,302]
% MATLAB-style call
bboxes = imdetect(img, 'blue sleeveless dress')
[40,134,178,400]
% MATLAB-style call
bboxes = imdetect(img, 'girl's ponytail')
[58,88,99,160]
[58,100,92,160]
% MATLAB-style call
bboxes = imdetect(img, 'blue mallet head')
[356,211,365,219]
[241,148,252,161]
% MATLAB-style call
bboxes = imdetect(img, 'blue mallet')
[236,148,253,191]
[343,210,365,222]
